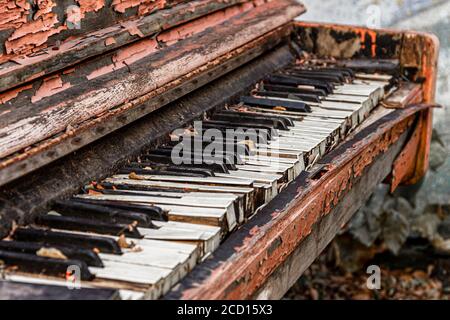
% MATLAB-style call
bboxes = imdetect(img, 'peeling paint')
[88,1,256,80]
[0,84,32,104]
[87,38,158,79]
[32,74,71,103]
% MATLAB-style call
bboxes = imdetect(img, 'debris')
[36,247,68,260]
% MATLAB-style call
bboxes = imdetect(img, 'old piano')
[0,0,439,299]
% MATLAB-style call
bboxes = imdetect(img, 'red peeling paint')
[105,37,116,46]
[78,0,105,14]
[87,38,158,80]
[32,75,72,103]
[87,2,255,80]
[0,84,32,104]
[112,0,165,14]
[120,21,145,38]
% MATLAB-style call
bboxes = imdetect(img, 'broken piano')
[0,0,440,300]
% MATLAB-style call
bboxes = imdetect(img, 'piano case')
[0,0,439,299]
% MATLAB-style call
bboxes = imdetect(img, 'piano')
[0,0,439,299]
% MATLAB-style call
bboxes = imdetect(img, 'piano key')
[354,73,392,82]
[0,240,103,267]
[98,239,199,289]
[102,178,255,219]
[267,75,333,94]
[75,193,237,232]
[0,249,94,280]
[93,188,245,225]
[219,109,295,126]
[241,96,311,112]
[12,228,123,254]
[262,83,327,97]
[52,199,155,228]
[141,154,230,173]
[36,214,144,239]
[211,113,290,130]
[151,148,239,169]
[143,221,221,254]
[66,198,169,222]
[283,70,344,83]
[253,90,322,104]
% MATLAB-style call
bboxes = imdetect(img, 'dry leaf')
[129,172,145,180]
[117,234,133,249]
[273,106,286,111]
[36,247,68,260]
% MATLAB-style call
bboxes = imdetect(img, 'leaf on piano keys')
[36,247,68,260]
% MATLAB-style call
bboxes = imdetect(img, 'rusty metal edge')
[165,104,434,300]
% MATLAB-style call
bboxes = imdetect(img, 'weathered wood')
[0,0,304,160]
[0,0,249,93]
[0,44,296,239]
[0,25,291,187]
[0,0,191,66]
[252,131,408,299]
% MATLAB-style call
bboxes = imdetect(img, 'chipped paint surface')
[31,75,71,103]
[0,84,32,104]
[88,1,259,80]
[87,38,158,80]
[0,0,191,65]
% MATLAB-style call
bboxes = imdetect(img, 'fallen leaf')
[36,247,68,260]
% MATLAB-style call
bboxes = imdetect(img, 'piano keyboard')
[0,61,395,299]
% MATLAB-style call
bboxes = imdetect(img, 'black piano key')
[241,96,311,112]
[119,167,207,178]
[101,182,173,193]
[283,70,343,83]
[169,139,251,157]
[200,127,268,146]
[52,199,155,228]
[35,215,144,239]
[267,75,333,94]
[211,112,289,130]
[199,125,269,146]
[337,58,399,74]
[0,250,94,280]
[13,228,123,255]
[307,66,355,78]
[141,154,229,173]
[69,199,169,222]
[262,83,327,97]
[201,120,276,138]
[128,162,215,177]
[217,110,294,127]
[254,90,321,104]
[154,147,240,168]
[0,240,103,267]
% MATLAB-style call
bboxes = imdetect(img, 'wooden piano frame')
[165,22,440,300]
